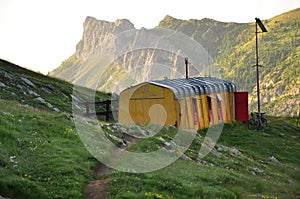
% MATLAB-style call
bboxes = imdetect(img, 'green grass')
[104,119,300,199]
[0,100,97,198]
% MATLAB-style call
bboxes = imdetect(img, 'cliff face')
[50,8,300,116]
[51,16,212,93]
[76,17,135,59]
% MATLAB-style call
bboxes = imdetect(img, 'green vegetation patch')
[0,100,96,198]
[105,119,300,199]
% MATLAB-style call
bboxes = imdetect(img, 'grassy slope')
[0,101,95,198]
[0,59,108,198]
[102,120,300,199]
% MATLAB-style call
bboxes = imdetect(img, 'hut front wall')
[119,84,178,126]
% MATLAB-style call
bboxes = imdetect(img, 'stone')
[229,148,244,157]
[253,167,263,173]
[70,94,82,103]
[0,69,15,80]
[196,158,208,165]
[0,82,6,87]
[180,153,192,161]
[269,156,279,163]
[34,97,46,104]
[53,108,60,112]
[200,142,222,158]
[42,87,52,94]
[164,142,172,150]
[34,97,54,109]
[27,89,40,96]
[21,77,36,87]
[217,144,244,158]
[46,102,53,108]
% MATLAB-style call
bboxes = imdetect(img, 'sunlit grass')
[0,100,97,198]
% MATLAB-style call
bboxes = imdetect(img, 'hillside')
[50,8,300,117]
[103,121,300,198]
[1,59,299,198]
[0,59,108,198]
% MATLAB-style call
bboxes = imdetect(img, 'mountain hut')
[118,77,248,130]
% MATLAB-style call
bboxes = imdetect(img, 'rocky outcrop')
[76,17,135,59]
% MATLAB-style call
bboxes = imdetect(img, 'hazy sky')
[0,0,299,74]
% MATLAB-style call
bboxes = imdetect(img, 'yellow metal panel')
[135,99,144,124]
[148,99,157,124]
[185,97,191,129]
[148,99,168,126]
[175,100,181,128]
[143,99,151,124]
[129,99,137,124]
[218,92,228,123]
[225,92,231,122]
[194,97,205,130]
[220,93,228,123]
[187,97,193,130]
[163,88,176,126]
[190,97,200,130]
[179,99,187,129]
[201,95,210,128]
[185,97,194,129]
[216,93,226,123]
[210,95,219,125]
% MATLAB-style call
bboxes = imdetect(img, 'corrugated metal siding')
[149,77,236,99]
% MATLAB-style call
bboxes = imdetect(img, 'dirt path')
[84,134,138,199]
[84,177,112,199]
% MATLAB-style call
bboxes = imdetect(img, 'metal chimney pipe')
[185,57,189,79]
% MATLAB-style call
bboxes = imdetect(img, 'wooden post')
[84,100,114,121]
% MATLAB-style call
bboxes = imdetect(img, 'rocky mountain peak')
[158,15,181,27]
[76,17,136,59]
[115,19,135,30]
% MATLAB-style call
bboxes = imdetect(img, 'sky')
[0,0,299,74]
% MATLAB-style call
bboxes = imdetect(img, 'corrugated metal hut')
[118,77,242,130]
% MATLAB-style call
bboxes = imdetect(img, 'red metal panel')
[207,96,214,122]
[235,92,249,122]
[192,98,199,125]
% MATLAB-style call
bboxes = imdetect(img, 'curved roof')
[148,77,236,99]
